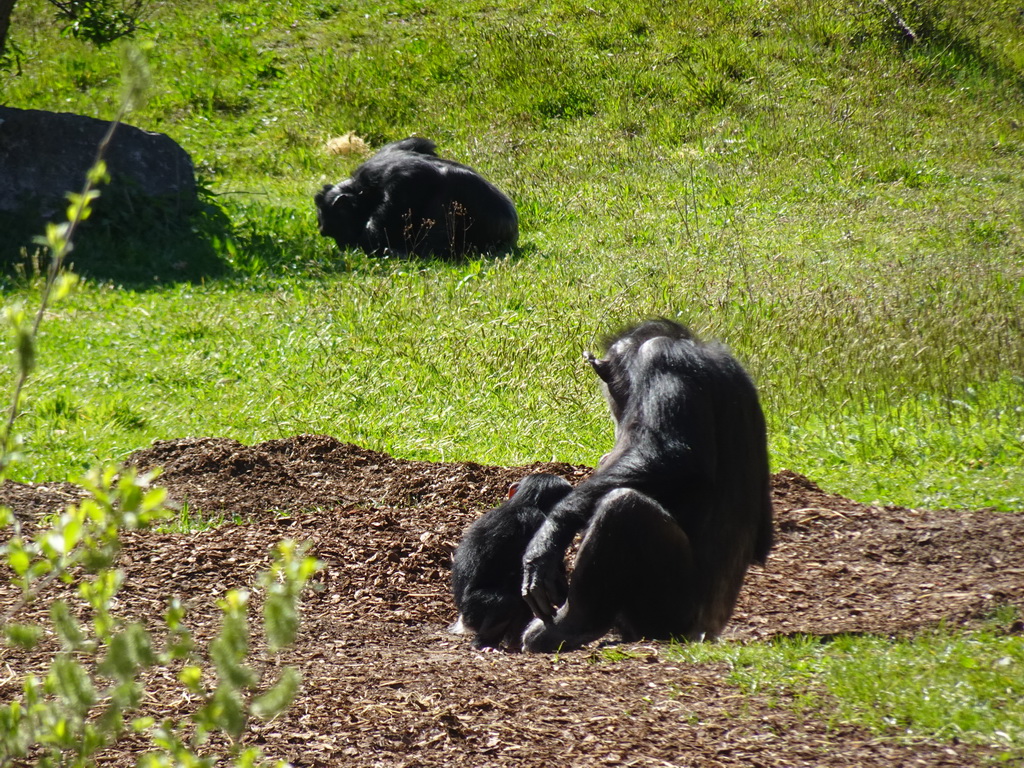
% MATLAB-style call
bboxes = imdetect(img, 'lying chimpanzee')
[521,319,774,652]
[451,473,573,651]
[314,137,518,258]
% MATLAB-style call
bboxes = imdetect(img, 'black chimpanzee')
[521,319,773,652]
[451,473,574,651]
[314,137,519,258]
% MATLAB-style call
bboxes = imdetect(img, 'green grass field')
[2,0,1022,755]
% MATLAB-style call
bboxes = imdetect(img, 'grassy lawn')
[1,0,1022,754]
[670,616,1024,756]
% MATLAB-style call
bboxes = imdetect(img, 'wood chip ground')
[2,434,1021,766]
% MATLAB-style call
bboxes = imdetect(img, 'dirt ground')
[2,433,1022,767]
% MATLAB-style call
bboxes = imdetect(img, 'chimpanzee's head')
[313,180,364,248]
[586,319,695,427]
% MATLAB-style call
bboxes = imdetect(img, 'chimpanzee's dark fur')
[451,473,573,650]
[521,319,773,652]
[314,137,518,258]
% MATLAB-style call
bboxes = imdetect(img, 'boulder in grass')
[0,105,197,220]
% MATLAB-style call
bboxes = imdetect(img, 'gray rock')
[0,106,196,219]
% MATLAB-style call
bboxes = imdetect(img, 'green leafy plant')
[0,59,319,764]
[1,0,148,67]
[49,0,148,46]
[0,468,320,767]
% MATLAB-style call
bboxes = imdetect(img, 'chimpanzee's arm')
[521,475,621,620]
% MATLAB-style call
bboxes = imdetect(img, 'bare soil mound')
[2,434,1022,767]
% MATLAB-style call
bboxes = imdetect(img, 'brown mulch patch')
[2,433,1022,767]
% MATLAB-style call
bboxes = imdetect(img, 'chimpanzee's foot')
[521,610,608,653]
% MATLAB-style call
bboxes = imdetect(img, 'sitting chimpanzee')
[451,473,574,651]
[521,319,773,652]
[314,137,518,258]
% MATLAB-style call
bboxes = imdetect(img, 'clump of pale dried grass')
[326,131,370,157]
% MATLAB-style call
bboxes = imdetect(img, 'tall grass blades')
[1,0,1021,511]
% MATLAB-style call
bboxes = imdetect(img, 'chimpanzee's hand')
[521,545,566,621]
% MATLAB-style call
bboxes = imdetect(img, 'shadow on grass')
[0,185,236,287]
[1,187,535,288]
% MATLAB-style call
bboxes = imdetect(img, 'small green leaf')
[96,699,126,740]
[86,160,110,186]
[50,600,86,649]
[39,221,72,253]
[7,545,30,577]
[15,327,34,375]
[23,673,41,702]
[209,635,257,689]
[99,623,155,682]
[164,597,186,629]
[178,665,205,694]
[49,653,97,715]
[66,189,100,223]
[62,516,83,554]
[52,272,79,302]
[196,685,247,741]
[4,623,43,649]
[234,747,269,768]
[141,486,169,518]
[263,589,298,651]
[251,667,301,720]
[52,716,70,745]
[219,588,250,613]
